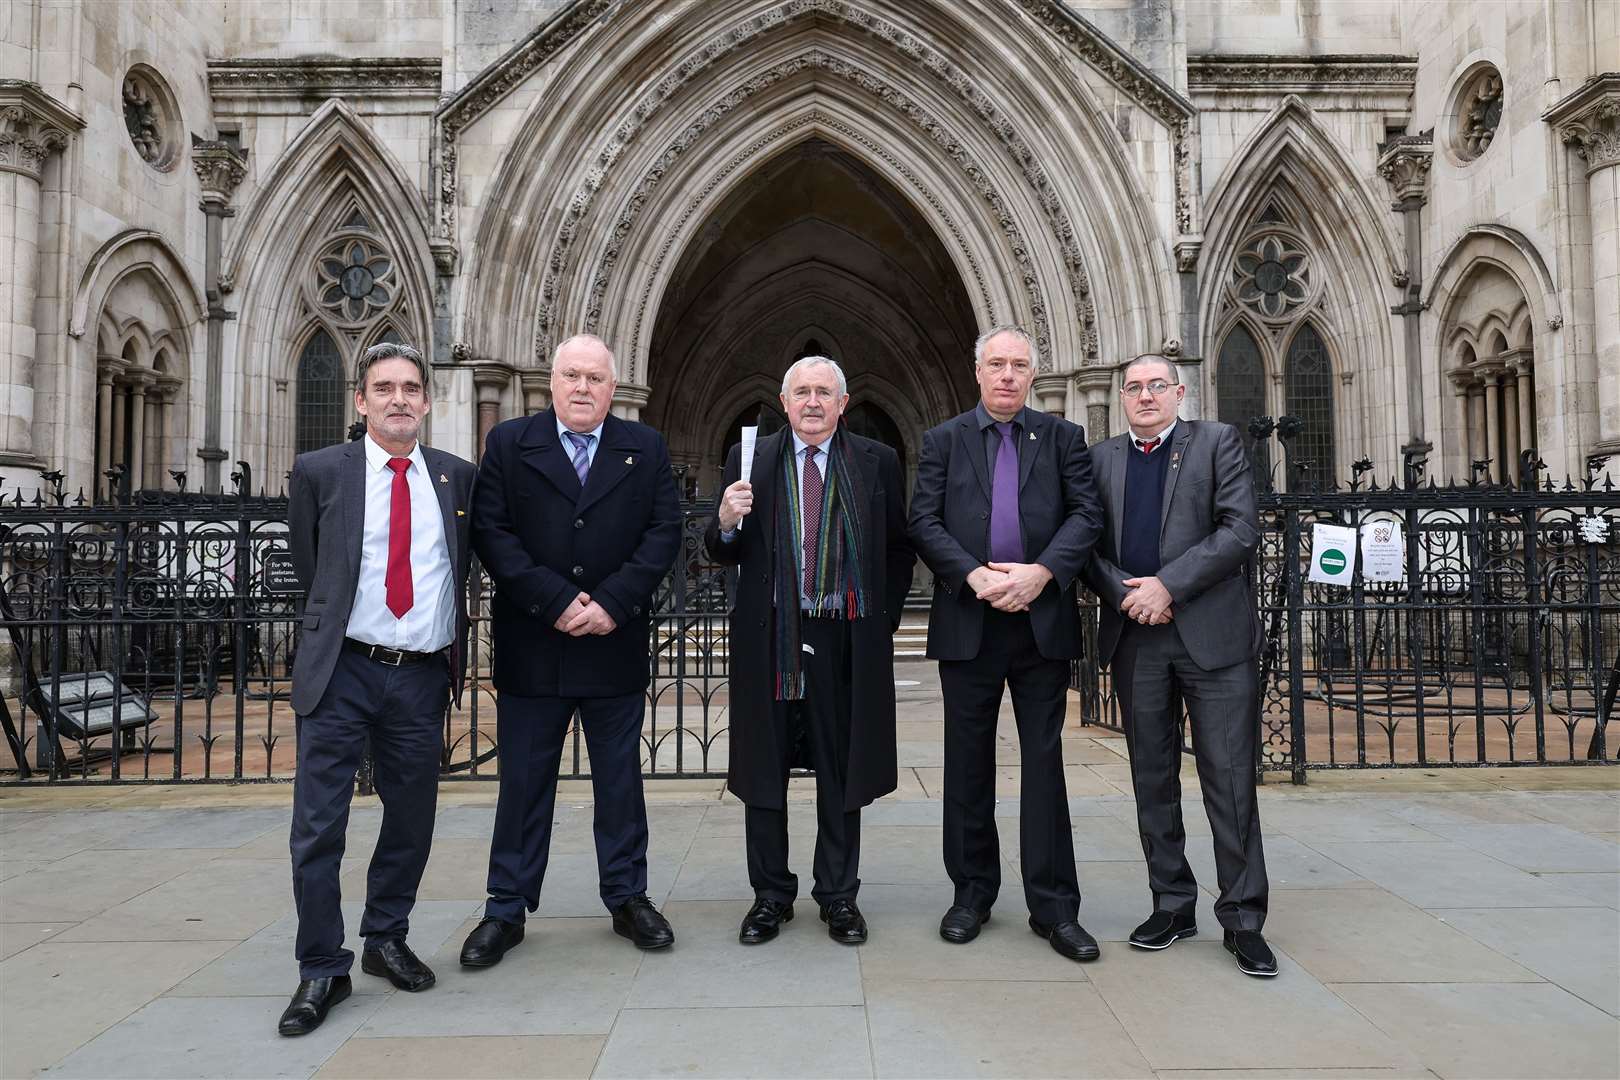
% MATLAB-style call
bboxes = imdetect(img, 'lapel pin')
[1028,432,1036,441]
[625,455,635,465]
[455,509,466,517]
[439,473,448,483]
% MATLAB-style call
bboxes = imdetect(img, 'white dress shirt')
[346,434,455,652]
[1131,417,1177,453]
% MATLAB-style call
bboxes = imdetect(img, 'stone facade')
[2,0,1616,498]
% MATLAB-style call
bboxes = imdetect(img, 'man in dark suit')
[281,342,477,1036]
[703,357,912,946]
[909,325,1105,962]
[460,333,682,966]
[1082,353,1274,977]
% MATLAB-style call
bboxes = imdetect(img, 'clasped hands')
[1120,575,1173,626]
[967,562,1052,612]
[554,592,617,636]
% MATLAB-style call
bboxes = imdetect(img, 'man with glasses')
[909,325,1105,963]
[1083,354,1274,977]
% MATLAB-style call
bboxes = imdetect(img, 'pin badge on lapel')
[1028,432,1037,441]
[625,455,635,465]
[1171,451,1181,469]
[439,473,448,483]
[455,509,466,517]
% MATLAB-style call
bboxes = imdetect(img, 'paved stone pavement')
[2,663,1617,1079]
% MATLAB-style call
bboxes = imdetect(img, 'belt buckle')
[373,645,405,667]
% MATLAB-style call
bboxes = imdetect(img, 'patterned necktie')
[1138,436,1161,455]
[989,422,1022,563]
[563,430,594,486]
[802,447,823,599]
[384,457,413,619]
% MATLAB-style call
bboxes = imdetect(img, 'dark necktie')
[564,430,593,486]
[384,457,413,619]
[989,421,1022,563]
[802,447,822,598]
[1138,436,1161,455]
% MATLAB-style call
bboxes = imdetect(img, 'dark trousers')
[290,647,447,979]
[1113,622,1268,930]
[484,690,649,921]
[745,617,862,908]
[939,609,1079,925]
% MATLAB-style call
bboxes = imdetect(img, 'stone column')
[109,382,127,481]
[1031,373,1068,418]
[1502,365,1521,482]
[1514,356,1535,463]
[0,81,82,498]
[127,373,150,490]
[1378,136,1434,471]
[94,358,119,490]
[1072,367,1116,443]
[1467,381,1486,468]
[1481,366,1503,482]
[1549,75,1620,480]
[612,382,650,422]
[520,370,551,415]
[472,364,510,461]
[191,136,247,492]
[155,375,181,485]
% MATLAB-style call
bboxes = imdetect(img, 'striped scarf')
[772,437,870,700]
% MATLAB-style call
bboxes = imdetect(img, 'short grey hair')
[355,342,429,393]
[974,324,1039,369]
[552,332,617,378]
[781,355,847,397]
[1119,353,1181,388]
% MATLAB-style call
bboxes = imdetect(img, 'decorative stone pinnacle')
[0,80,83,181]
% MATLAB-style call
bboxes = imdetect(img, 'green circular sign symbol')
[1319,548,1348,574]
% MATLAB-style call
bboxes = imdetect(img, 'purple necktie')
[563,431,593,486]
[989,421,1022,563]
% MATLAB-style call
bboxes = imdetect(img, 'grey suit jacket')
[1083,419,1261,671]
[287,438,477,716]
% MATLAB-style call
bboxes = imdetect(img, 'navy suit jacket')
[908,406,1104,662]
[472,409,681,698]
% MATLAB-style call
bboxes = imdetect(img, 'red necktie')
[385,457,413,619]
[1138,436,1161,455]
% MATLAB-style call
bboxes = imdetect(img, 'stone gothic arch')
[450,0,1181,422]
[227,100,434,482]
[1201,96,1402,477]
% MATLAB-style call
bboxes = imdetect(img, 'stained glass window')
[1285,322,1336,489]
[1217,323,1267,447]
[296,328,347,453]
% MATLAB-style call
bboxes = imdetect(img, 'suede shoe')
[938,905,990,944]
[739,898,794,945]
[612,895,675,949]
[1224,929,1278,976]
[1129,910,1198,951]
[819,898,868,945]
[1029,917,1101,962]
[277,976,351,1036]
[459,916,524,968]
[361,937,435,991]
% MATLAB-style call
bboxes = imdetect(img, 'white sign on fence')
[1359,519,1406,582]
[1308,523,1357,586]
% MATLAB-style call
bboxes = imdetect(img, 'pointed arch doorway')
[643,138,978,496]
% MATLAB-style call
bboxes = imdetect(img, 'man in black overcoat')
[704,356,913,945]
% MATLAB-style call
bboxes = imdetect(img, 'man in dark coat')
[704,356,913,945]
[459,333,682,967]
[1083,353,1273,977]
[909,324,1105,963]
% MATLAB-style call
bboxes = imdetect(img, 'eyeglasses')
[1122,380,1175,398]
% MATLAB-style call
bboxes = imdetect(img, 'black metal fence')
[4,443,1617,786]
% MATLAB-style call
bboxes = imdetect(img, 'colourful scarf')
[772,437,869,699]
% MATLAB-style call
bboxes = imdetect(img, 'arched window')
[296,328,347,453]
[1284,322,1336,490]
[1216,323,1267,447]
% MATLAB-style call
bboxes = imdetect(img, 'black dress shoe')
[1224,929,1278,977]
[277,975,351,1037]
[361,937,435,992]
[939,905,990,944]
[819,898,868,945]
[612,895,675,949]
[1029,917,1101,962]
[1129,910,1198,950]
[460,916,524,968]
[739,898,794,945]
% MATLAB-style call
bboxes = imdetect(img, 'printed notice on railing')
[1359,520,1406,582]
[1307,523,1356,586]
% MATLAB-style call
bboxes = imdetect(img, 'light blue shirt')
[721,431,834,609]
[558,417,605,469]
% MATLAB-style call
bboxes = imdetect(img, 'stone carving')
[123,74,165,164]
[531,3,1111,371]
[316,236,396,322]
[622,110,997,382]
[1455,66,1503,160]
[1233,232,1311,319]
[0,81,81,182]
[1551,80,1620,175]
[190,137,248,207]
[1187,55,1419,89]
[208,58,442,98]
[1377,134,1433,204]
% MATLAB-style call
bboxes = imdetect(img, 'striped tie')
[802,447,822,600]
[563,431,593,486]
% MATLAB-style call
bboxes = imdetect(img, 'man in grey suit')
[1083,353,1274,977]
[280,343,477,1035]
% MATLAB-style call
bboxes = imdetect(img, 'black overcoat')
[704,429,913,811]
